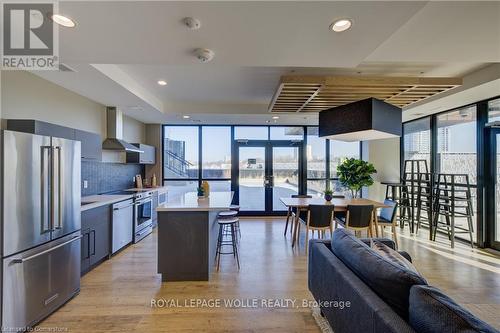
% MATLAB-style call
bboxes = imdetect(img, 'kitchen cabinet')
[74,129,102,160]
[126,143,156,164]
[7,119,102,160]
[81,205,111,275]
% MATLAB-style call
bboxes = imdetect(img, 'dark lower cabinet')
[81,205,111,275]
[81,228,91,273]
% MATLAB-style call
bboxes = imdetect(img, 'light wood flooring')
[38,218,500,332]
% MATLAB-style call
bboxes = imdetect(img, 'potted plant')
[324,189,334,202]
[336,158,377,198]
[197,187,205,198]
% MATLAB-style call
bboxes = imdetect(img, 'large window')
[403,117,431,168]
[202,126,231,179]
[163,125,362,203]
[306,127,326,197]
[163,126,199,179]
[330,140,360,195]
[270,127,304,140]
[234,126,268,140]
[436,106,477,184]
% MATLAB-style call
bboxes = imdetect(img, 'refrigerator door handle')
[55,146,63,230]
[11,235,82,264]
[40,146,51,234]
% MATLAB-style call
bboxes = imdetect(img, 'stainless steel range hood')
[102,107,143,153]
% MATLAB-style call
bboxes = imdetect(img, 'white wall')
[362,138,401,201]
[1,71,146,143]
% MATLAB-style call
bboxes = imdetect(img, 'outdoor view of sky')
[164,126,360,166]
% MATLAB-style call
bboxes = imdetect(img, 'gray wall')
[1,71,145,142]
[363,138,401,201]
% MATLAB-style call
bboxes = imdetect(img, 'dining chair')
[335,204,374,238]
[300,204,335,254]
[377,199,399,249]
[284,194,312,236]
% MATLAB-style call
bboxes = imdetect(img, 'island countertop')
[156,191,233,212]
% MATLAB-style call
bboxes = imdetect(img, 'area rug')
[311,306,334,333]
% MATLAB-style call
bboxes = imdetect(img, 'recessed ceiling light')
[157,80,167,86]
[182,115,191,119]
[330,18,352,32]
[272,116,280,120]
[51,14,76,28]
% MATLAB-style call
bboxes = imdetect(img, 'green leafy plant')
[324,189,333,195]
[336,158,377,198]
[197,187,205,197]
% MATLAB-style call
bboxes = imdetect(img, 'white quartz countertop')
[125,186,168,193]
[81,194,134,212]
[156,192,234,212]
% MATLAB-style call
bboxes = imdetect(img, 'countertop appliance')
[112,199,134,254]
[133,191,153,243]
[107,190,153,243]
[2,130,81,331]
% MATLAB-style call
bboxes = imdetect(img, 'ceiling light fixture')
[330,18,352,32]
[157,80,167,86]
[272,116,280,120]
[51,14,76,28]
[182,115,191,119]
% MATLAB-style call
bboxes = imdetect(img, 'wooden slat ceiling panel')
[268,76,462,113]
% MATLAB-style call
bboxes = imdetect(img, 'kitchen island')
[156,191,234,281]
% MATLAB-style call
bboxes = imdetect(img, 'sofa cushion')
[331,229,427,320]
[371,240,417,271]
[409,285,499,333]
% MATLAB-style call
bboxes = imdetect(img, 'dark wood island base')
[156,192,234,282]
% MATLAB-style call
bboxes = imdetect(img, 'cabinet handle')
[90,230,96,256]
[86,232,91,259]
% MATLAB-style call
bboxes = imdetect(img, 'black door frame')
[484,127,500,250]
[232,140,304,216]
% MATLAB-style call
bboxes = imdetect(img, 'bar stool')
[218,210,239,239]
[215,216,240,271]
[227,205,242,239]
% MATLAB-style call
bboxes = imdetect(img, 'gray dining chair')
[335,204,374,238]
[284,194,312,236]
[300,204,335,254]
[377,199,399,249]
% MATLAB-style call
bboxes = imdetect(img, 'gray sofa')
[308,229,499,333]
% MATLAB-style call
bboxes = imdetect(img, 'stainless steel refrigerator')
[1,130,81,331]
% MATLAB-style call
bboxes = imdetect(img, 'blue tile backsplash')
[81,161,144,196]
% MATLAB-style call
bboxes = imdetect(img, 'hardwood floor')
[38,218,500,332]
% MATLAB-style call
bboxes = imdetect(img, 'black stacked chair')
[432,174,474,248]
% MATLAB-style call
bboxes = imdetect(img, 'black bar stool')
[215,216,240,271]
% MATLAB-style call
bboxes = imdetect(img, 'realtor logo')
[1,2,59,70]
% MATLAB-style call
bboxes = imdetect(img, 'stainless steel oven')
[133,191,153,242]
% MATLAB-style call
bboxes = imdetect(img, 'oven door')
[134,198,152,232]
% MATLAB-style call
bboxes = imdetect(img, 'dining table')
[279,197,390,247]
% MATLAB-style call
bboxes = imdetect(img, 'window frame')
[401,94,500,248]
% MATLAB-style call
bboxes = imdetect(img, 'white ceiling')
[32,1,500,125]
